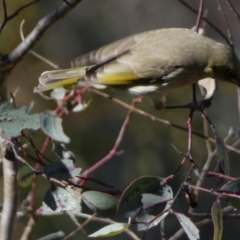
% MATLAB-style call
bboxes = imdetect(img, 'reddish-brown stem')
[29,137,51,209]
[90,88,240,155]
[194,0,204,32]
[189,184,240,200]
[79,101,136,185]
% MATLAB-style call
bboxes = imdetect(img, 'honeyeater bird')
[35,28,240,109]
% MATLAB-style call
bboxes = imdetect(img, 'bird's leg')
[165,98,213,111]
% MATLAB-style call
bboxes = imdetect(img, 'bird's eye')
[227,70,235,78]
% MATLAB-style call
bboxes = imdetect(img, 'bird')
[35,28,240,110]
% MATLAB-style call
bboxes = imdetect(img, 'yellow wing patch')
[35,77,80,92]
[98,72,140,85]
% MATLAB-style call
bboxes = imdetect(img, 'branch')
[0,0,40,34]
[6,0,82,65]
[215,0,233,46]
[0,2,83,240]
[194,0,204,32]
[80,98,136,184]
[225,0,240,22]
[169,206,232,240]
[90,88,240,155]
[0,142,18,240]
[177,0,231,46]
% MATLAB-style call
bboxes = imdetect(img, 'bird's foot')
[165,98,212,111]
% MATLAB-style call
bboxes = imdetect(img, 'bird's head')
[208,44,240,87]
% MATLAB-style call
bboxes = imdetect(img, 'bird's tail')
[34,67,88,92]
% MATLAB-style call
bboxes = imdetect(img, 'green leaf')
[215,136,229,176]
[220,178,240,210]
[117,176,173,231]
[40,111,70,143]
[136,211,169,231]
[66,186,82,214]
[211,201,223,240]
[82,191,118,217]
[141,192,171,210]
[88,223,129,238]
[137,184,173,231]
[17,166,34,187]
[175,212,200,240]
[118,176,162,216]
[43,159,81,180]
[0,102,40,139]
[42,185,77,214]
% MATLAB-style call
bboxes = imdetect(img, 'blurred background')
[1,0,240,239]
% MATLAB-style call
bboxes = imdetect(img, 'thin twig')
[215,0,233,46]
[7,0,82,65]
[80,98,136,184]
[20,20,60,69]
[20,217,36,240]
[177,0,231,46]
[62,213,96,240]
[90,88,240,155]
[0,143,19,240]
[168,166,194,210]
[194,0,204,32]
[169,206,232,240]
[189,184,240,200]
[0,0,40,34]
[75,213,141,240]
[225,0,240,22]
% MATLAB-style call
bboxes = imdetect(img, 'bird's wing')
[72,35,137,67]
[72,30,182,85]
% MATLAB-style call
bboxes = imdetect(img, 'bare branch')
[0,0,40,34]
[20,20,60,69]
[225,0,240,22]
[90,88,240,155]
[0,142,18,240]
[177,0,231,46]
[215,0,233,46]
[62,213,96,240]
[6,0,82,65]
[80,97,136,183]
[194,0,204,32]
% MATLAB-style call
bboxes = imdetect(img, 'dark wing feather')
[72,35,137,67]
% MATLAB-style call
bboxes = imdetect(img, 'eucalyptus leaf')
[0,102,40,139]
[42,185,77,214]
[215,136,229,176]
[211,201,223,240]
[82,191,118,217]
[175,212,200,240]
[220,178,240,210]
[17,165,34,187]
[40,111,70,143]
[118,176,163,217]
[88,223,129,238]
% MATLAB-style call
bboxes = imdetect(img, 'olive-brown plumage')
[36,28,240,109]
